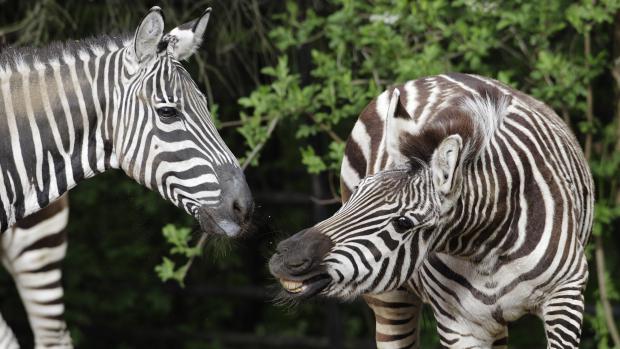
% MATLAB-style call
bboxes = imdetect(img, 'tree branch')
[306,113,344,143]
[242,116,279,170]
[219,116,270,129]
[590,15,620,346]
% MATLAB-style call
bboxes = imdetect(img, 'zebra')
[269,73,594,348]
[0,7,254,348]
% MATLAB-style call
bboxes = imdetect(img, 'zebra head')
[270,88,468,299]
[112,7,253,237]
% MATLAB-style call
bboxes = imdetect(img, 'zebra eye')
[157,106,179,118]
[392,216,414,232]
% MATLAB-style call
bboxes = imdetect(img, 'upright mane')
[401,82,510,165]
[0,34,130,70]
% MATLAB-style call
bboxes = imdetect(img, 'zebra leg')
[540,286,585,349]
[0,313,19,349]
[363,288,423,349]
[1,196,73,349]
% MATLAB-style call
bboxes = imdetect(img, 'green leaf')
[301,146,327,174]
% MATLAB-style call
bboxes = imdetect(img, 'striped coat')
[269,72,594,349]
[0,7,253,348]
[339,73,594,348]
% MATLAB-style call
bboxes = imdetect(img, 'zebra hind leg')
[1,196,73,349]
[540,285,585,349]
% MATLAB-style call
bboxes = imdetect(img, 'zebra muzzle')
[197,208,244,238]
[268,227,334,298]
[196,167,254,238]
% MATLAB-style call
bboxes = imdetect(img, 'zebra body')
[0,7,253,348]
[270,73,594,348]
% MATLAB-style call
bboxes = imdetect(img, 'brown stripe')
[343,138,367,180]
[364,296,418,309]
[16,194,68,229]
[374,313,413,325]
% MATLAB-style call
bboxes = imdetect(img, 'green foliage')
[155,225,204,287]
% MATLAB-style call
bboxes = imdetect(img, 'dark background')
[0,1,619,348]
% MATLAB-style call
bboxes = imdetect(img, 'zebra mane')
[401,84,509,166]
[0,33,130,70]
[461,86,509,156]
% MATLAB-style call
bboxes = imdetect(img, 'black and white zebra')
[0,7,253,348]
[270,73,594,348]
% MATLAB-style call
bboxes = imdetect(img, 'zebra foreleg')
[1,197,73,349]
[540,285,585,349]
[363,288,423,349]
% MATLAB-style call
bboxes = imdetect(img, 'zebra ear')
[165,8,212,60]
[431,135,463,198]
[384,88,411,168]
[134,6,165,63]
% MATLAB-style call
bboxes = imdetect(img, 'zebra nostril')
[233,200,242,214]
[275,241,289,255]
[219,165,254,226]
[289,258,308,268]
[231,197,252,224]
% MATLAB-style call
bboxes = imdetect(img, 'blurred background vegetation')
[0,0,619,348]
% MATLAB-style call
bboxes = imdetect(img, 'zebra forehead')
[352,168,418,194]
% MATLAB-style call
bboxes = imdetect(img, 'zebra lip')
[198,210,244,238]
[277,275,330,298]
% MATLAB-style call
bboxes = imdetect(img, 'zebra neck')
[433,161,512,261]
[0,46,126,232]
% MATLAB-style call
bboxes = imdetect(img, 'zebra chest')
[420,254,542,324]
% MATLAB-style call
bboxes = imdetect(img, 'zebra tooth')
[279,279,305,293]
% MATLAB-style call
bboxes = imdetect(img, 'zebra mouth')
[277,274,330,298]
[198,209,245,238]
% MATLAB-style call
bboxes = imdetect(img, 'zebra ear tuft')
[165,8,212,60]
[384,88,408,167]
[134,6,165,63]
[431,134,463,198]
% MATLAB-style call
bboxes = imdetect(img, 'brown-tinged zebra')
[0,7,253,348]
[269,73,594,349]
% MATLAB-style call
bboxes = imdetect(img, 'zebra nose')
[275,228,333,275]
[226,174,254,225]
[215,167,253,236]
[198,166,253,238]
[276,240,313,275]
[231,186,253,225]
